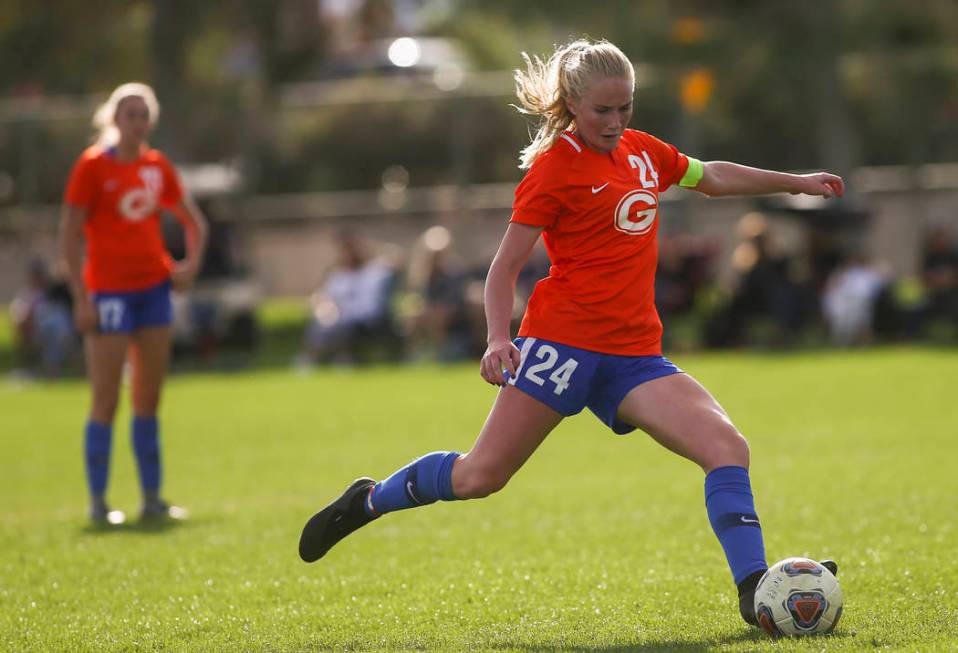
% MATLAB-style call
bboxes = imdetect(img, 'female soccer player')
[60,82,208,525]
[299,40,839,625]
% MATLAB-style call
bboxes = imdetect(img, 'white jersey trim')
[559,133,582,153]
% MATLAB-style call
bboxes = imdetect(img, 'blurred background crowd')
[3,0,957,377]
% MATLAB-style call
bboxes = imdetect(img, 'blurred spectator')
[9,259,75,378]
[402,226,472,361]
[920,225,958,333]
[806,219,849,294]
[464,239,553,359]
[460,270,490,360]
[164,205,261,361]
[515,241,552,311]
[705,213,809,347]
[821,251,888,346]
[302,230,401,364]
[655,234,718,336]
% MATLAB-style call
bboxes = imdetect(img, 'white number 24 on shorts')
[509,338,579,396]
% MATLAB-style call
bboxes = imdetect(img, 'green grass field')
[2,348,957,652]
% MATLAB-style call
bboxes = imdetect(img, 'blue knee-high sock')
[84,420,113,496]
[705,465,768,585]
[132,416,161,493]
[366,451,461,516]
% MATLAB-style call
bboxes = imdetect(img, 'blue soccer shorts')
[91,280,173,334]
[506,336,682,434]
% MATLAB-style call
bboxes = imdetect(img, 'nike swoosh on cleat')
[591,183,609,194]
[740,516,760,524]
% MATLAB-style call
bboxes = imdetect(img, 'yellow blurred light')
[672,17,707,44]
[680,68,714,114]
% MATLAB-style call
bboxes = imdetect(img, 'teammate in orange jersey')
[298,39,839,625]
[59,83,207,526]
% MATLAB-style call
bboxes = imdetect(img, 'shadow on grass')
[80,516,192,536]
[487,628,856,652]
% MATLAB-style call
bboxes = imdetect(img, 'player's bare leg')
[451,385,563,498]
[86,333,130,426]
[616,372,762,624]
[615,373,840,627]
[84,332,130,525]
[129,326,170,418]
[614,372,748,472]
[129,326,185,521]
[299,386,562,562]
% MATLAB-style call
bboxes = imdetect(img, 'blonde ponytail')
[513,39,634,169]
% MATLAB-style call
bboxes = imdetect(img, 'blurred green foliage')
[1,0,957,203]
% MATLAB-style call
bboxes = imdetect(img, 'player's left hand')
[171,260,199,291]
[791,172,845,198]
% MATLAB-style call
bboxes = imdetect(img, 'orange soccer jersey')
[510,129,699,356]
[64,146,184,292]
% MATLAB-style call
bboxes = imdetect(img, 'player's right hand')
[171,259,199,291]
[480,339,521,386]
[73,297,97,333]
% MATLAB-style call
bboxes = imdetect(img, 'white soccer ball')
[753,557,843,637]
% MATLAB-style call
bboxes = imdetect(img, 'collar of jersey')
[104,145,147,164]
[562,129,625,166]
[562,130,626,160]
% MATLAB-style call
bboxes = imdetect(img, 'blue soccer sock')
[705,465,768,585]
[84,420,113,497]
[365,451,461,516]
[132,415,162,494]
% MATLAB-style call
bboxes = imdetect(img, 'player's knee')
[90,395,119,422]
[710,427,750,469]
[728,431,750,466]
[132,395,160,415]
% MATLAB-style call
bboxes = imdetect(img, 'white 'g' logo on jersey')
[117,166,164,222]
[118,189,156,221]
[613,189,658,235]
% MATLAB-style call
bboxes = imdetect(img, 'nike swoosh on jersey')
[740,516,760,524]
[591,183,610,194]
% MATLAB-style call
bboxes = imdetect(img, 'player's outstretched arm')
[480,222,543,386]
[692,161,844,199]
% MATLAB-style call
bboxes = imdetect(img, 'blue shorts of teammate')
[91,280,173,334]
[506,336,682,434]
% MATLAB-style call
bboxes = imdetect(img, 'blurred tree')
[1,0,957,201]
[0,0,151,94]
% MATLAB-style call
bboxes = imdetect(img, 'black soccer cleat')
[140,499,188,522]
[737,569,765,626]
[90,504,126,526]
[739,591,758,626]
[820,559,839,576]
[299,477,377,563]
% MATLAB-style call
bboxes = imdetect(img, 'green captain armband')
[679,157,704,188]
